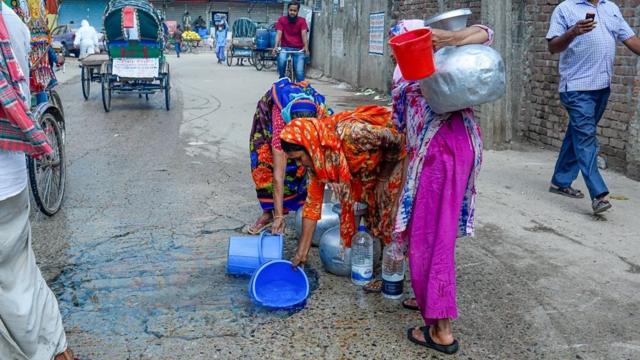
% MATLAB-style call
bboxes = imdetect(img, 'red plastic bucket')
[388,28,436,81]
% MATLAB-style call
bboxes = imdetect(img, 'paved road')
[30,53,640,359]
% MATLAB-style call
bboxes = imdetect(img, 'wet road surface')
[30,54,640,359]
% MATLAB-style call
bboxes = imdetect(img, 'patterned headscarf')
[280,113,351,186]
[280,106,394,185]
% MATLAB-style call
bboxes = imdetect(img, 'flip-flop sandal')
[362,279,382,293]
[549,185,585,199]
[402,298,420,311]
[246,220,273,235]
[407,326,459,355]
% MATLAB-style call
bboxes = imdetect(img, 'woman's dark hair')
[291,111,316,120]
[288,1,300,10]
[281,140,307,154]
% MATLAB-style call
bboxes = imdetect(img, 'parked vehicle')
[52,24,106,57]
[99,0,171,112]
[51,24,78,57]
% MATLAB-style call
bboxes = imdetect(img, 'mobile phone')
[585,13,595,21]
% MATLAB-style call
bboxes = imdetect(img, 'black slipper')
[407,326,459,355]
[402,298,420,311]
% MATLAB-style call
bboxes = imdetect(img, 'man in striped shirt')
[546,0,640,214]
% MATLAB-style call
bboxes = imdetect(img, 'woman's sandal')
[407,326,459,355]
[402,298,420,311]
[362,279,382,293]
[246,219,273,235]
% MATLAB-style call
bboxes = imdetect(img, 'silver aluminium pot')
[419,44,506,114]
[318,203,382,277]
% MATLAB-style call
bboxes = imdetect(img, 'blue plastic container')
[249,260,309,310]
[226,232,283,276]
[35,91,48,105]
[268,29,277,49]
[198,28,208,38]
[255,28,270,50]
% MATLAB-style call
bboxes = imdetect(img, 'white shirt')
[0,4,32,201]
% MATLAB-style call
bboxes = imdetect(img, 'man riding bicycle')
[272,1,309,82]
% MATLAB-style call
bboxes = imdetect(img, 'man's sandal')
[549,185,585,199]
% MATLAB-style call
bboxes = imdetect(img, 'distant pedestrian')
[215,20,228,64]
[73,19,99,59]
[546,0,640,214]
[173,24,183,58]
[182,11,191,29]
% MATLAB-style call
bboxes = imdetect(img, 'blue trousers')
[277,47,305,82]
[216,46,226,61]
[175,43,181,57]
[551,88,610,200]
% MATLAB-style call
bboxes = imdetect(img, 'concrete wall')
[308,0,393,91]
[152,1,283,28]
[313,0,640,179]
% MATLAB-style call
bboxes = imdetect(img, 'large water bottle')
[351,224,373,285]
[382,242,405,299]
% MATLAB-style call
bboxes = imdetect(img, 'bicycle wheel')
[285,58,294,82]
[81,66,90,100]
[28,112,65,216]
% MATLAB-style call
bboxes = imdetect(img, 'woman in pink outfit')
[390,22,493,354]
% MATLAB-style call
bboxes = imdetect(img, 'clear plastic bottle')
[382,242,405,299]
[351,224,373,286]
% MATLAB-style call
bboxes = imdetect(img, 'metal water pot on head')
[294,186,339,247]
[419,9,506,114]
[319,203,382,277]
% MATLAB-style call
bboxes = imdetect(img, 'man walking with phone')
[546,0,640,214]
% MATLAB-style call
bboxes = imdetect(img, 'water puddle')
[51,226,319,342]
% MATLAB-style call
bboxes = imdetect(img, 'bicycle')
[276,48,305,82]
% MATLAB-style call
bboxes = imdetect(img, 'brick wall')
[519,0,640,173]
[391,0,640,178]
[392,0,481,24]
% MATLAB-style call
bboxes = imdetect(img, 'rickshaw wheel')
[226,48,233,67]
[164,70,171,111]
[101,75,112,112]
[81,66,91,100]
[28,111,66,216]
[253,51,263,71]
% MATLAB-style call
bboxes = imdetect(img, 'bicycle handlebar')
[276,48,305,54]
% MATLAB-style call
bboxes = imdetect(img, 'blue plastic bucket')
[249,260,309,310]
[255,28,270,50]
[226,232,283,276]
[268,29,277,49]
